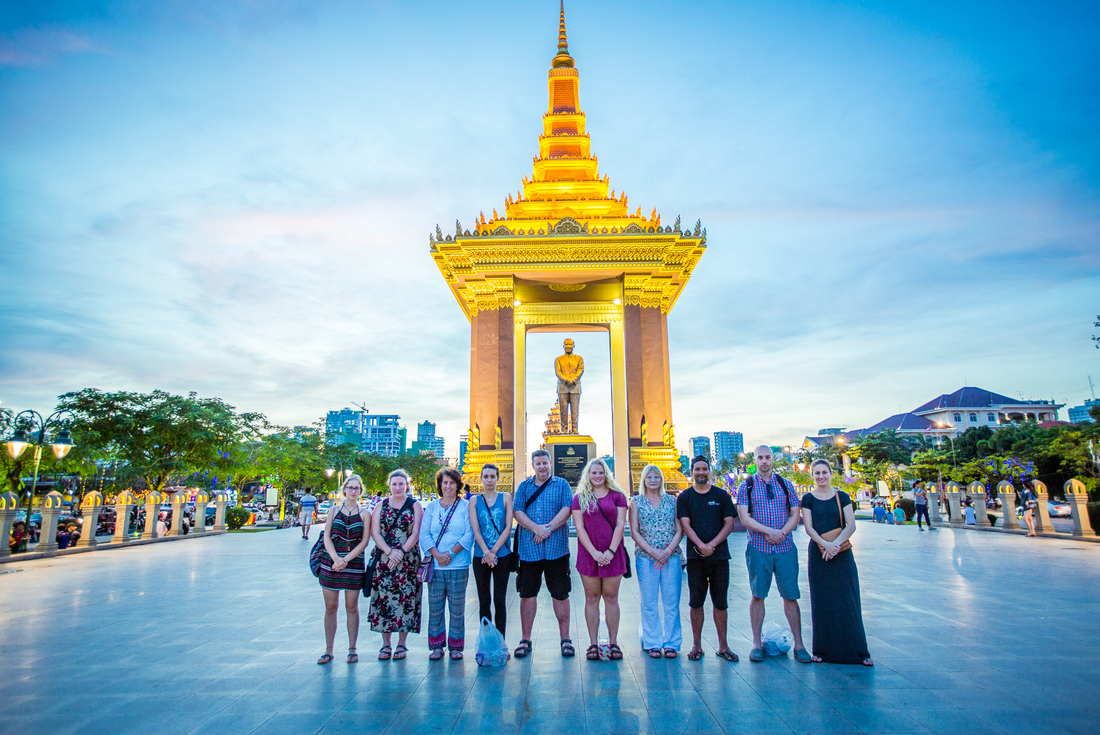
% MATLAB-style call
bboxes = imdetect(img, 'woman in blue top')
[469,463,513,638]
[420,467,474,660]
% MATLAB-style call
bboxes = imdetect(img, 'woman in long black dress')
[800,459,872,666]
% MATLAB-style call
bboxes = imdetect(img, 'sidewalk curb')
[1,529,229,564]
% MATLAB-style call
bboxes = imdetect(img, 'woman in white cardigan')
[419,467,474,660]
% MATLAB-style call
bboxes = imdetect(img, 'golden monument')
[431,3,704,493]
[555,338,583,434]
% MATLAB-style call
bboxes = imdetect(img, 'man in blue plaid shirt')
[736,445,812,664]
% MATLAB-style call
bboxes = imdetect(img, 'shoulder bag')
[418,499,460,585]
[596,495,632,578]
[480,494,519,572]
[816,492,853,558]
[309,534,327,577]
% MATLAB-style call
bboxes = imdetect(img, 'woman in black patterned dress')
[317,474,372,665]
[369,469,423,661]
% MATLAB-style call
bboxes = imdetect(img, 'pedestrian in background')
[369,469,423,661]
[421,467,474,660]
[800,460,872,666]
[736,445,812,664]
[913,481,932,530]
[572,457,628,661]
[317,474,372,665]
[1020,480,1039,536]
[678,455,737,662]
[299,488,318,539]
[469,463,513,638]
[629,464,683,658]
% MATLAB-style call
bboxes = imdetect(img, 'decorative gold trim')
[515,301,622,326]
[630,446,690,493]
[548,283,586,292]
[462,449,515,494]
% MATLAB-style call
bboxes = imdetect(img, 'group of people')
[312,445,872,667]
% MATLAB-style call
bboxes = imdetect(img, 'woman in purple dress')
[571,457,628,661]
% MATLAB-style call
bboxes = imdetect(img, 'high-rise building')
[1068,398,1098,423]
[679,455,690,474]
[324,408,402,456]
[713,431,743,466]
[361,412,402,456]
[398,426,407,454]
[412,421,446,458]
[458,434,468,471]
[325,408,361,447]
[690,436,711,462]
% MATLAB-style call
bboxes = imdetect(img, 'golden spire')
[552,1,574,69]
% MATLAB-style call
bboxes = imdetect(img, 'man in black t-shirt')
[676,456,738,662]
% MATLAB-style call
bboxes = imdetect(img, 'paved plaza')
[1,521,1097,735]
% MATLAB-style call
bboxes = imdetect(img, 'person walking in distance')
[913,480,931,530]
[512,449,575,659]
[299,488,318,539]
[677,455,738,662]
[737,445,812,664]
[469,463,513,639]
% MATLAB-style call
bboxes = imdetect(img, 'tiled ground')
[0,521,1097,735]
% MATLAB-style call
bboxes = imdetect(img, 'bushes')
[1088,502,1100,533]
[225,506,250,530]
[895,497,916,521]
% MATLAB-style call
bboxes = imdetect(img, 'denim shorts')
[745,545,800,600]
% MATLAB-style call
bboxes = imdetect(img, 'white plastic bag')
[475,617,508,666]
[761,621,793,656]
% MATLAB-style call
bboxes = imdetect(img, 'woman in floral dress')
[369,469,423,660]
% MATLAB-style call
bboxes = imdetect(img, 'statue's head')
[563,339,574,354]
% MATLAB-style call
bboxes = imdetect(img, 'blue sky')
[1,0,1098,461]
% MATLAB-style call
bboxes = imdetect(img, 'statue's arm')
[576,356,584,380]
[555,357,568,383]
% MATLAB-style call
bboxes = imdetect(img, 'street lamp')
[935,422,957,467]
[5,410,76,547]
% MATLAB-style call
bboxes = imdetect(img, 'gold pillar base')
[463,449,516,494]
[630,446,690,493]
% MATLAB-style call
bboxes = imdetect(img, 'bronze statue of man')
[555,338,584,434]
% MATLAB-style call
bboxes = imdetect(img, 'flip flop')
[393,645,408,660]
[794,648,814,664]
[687,648,704,661]
[749,648,764,662]
[715,649,738,662]
[346,649,358,664]
[317,653,334,665]
[377,646,391,661]
[450,650,463,660]
[663,649,678,659]
[429,648,444,661]
[648,648,663,658]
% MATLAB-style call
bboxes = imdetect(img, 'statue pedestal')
[546,435,596,488]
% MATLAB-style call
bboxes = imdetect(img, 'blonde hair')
[340,474,364,496]
[576,457,626,512]
[636,464,666,496]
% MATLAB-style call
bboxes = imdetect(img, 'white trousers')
[635,554,683,651]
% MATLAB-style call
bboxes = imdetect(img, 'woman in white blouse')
[419,467,474,660]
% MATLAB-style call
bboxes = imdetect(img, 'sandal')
[346,649,358,664]
[663,649,678,659]
[450,650,463,660]
[715,649,738,662]
[586,644,600,661]
[862,658,874,667]
[749,648,764,662]
[317,653,334,665]
[648,648,663,658]
[687,648,704,661]
[560,639,575,657]
[514,639,532,658]
[377,646,392,661]
[608,644,623,660]
[393,645,408,660]
[794,648,814,664]
[429,648,444,661]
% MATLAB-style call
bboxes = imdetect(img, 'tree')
[57,389,267,496]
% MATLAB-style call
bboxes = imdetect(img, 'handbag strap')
[480,494,504,537]
[835,491,846,530]
[433,500,461,550]
[595,495,621,534]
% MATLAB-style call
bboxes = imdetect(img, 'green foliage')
[225,506,250,530]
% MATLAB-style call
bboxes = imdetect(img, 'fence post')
[213,491,228,532]
[945,482,963,524]
[927,488,942,523]
[1032,481,1052,534]
[141,491,163,540]
[998,481,1019,530]
[76,491,103,548]
[36,491,65,552]
[1064,479,1096,537]
[168,490,187,537]
[968,482,990,526]
[113,491,135,543]
[192,491,209,535]
[0,491,19,558]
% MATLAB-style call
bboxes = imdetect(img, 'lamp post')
[935,422,957,467]
[5,410,76,548]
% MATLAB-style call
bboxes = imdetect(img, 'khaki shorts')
[746,545,800,600]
